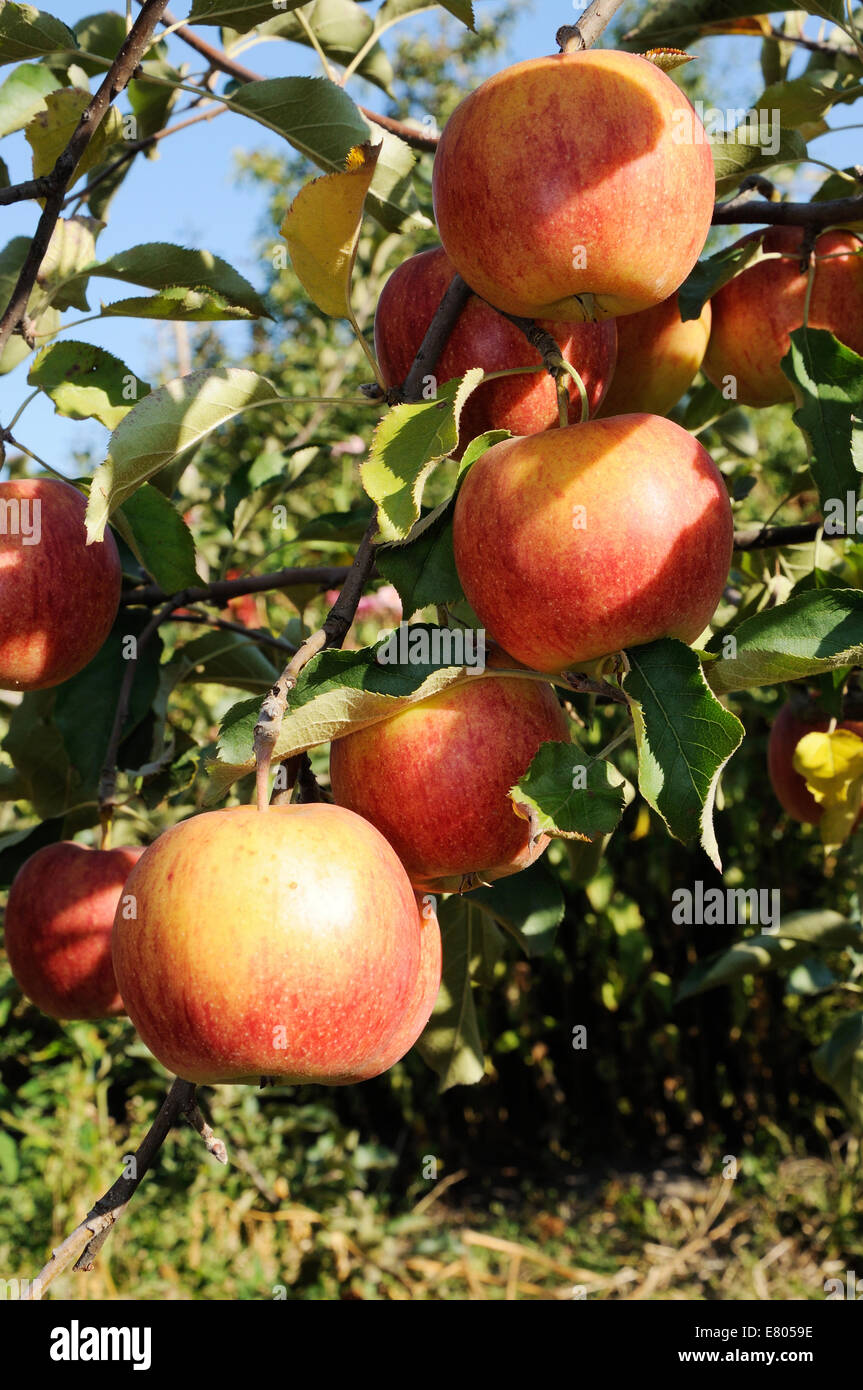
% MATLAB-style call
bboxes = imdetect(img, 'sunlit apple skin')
[374,247,617,441]
[432,51,714,322]
[4,843,144,1020]
[361,891,442,1073]
[703,227,863,407]
[596,294,711,418]
[0,477,121,692]
[767,703,863,824]
[452,414,733,674]
[111,804,425,1085]
[330,655,570,893]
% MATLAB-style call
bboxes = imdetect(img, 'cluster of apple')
[3,50,862,1088]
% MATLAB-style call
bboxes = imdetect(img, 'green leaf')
[189,0,306,23]
[377,0,474,27]
[0,1131,18,1184]
[376,501,464,618]
[712,126,808,197]
[754,71,854,130]
[678,236,766,322]
[623,639,744,870]
[786,959,837,995]
[0,59,58,135]
[470,859,565,957]
[706,589,863,694]
[100,286,260,321]
[72,9,126,76]
[294,506,373,543]
[34,214,102,313]
[26,86,124,186]
[262,0,395,96]
[0,3,77,65]
[85,368,282,541]
[814,1011,863,1126]
[782,327,863,515]
[2,690,72,819]
[362,370,483,541]
[91,242,269,318]
[415,897,485,1091]
[169,631,279,693]
[510,741,627,841]
[0,815,63,888]
[28,341,149,429]
[677,909,862,1002]
[116,485,200,593]
[623,0,848,50]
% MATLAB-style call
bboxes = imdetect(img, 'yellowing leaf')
[640,47,696,70]
[280,140,381,319]
[26,88,124,191]
[793,728,863,849]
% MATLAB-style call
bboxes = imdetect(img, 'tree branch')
[713,191,863,226]
[0,0,172,359]
[122,563,354,609]
[733,521,830,550]
[556,0,628,52]
[98,597,176,817]
[387,272,473,405]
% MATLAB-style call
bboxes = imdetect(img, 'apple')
[4,842,144,1020]
[703,227,863,407]
[0,477,121,692]
[361,890,442,1074]
[111,803,432,1085]
[374,247,617,441]
[431,50,715,322]
[767,701,863,824]
[452,414,733,673]
[595,293,711,418]
[329,651,570,892]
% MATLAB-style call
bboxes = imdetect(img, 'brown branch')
[25,1077,197,1298]
[171,610,298,655]
[122,563,354,608]
[713,192,863,226]
[98,597,177,816]
[0,0,172,359]
[733,521,831,550]
[557,0,628,52]
[390,272,473,405]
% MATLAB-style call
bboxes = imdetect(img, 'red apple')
[0,477,121,692]
[703,227,863,407]
[111,803,429,1085]
[767,702,863,824]
[432,50,714,322]
[452,414,733,673]
[4,842,144,1020]
[596,294,711,418]
[361,891,442,1074]
[374,247,617,442]
[330,652,570,892]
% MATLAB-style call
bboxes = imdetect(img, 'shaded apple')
[112,804,427,1085]
[360,890,442,1074]
[374,246,617,442]
[432,50,714,321]
[767,701,863,824]
[330,651,570,892]
[596,293,711,418]
[0,477,121,692]
[4,842,144,1020]
[452,414,733,673]
[703,227,863,407]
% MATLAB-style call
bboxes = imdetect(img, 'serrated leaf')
[208,627,507,800]
[170,631,279,693]
[415,897,485,1091]
[510,741,627,842]
[28,341,149,429]
[782,327,863,515]
[470,859,565,957]
[281,141,380,319]
[623,639,744,870]
[0,59,58,135]
[85,368,282,541]
[35,214,101,312]
[189,0,306,23]
[711,125,808,197]
[377,0,474,26]
[677,910,861,1002]
[706,589,863,694]
[91,242,269,317]
[26,86,124,187]
[0,3,77,65]
[755,71,853,130]
[640,46,695,70]
[678,236,766,322]
[101,287,259,321]
[116,485,200,593]
[813,1011,863,1126]
[362,370,483,541]
[376,500,464,618]
[260,0,395,95]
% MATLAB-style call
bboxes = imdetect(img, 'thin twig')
[733,521,829,550]
[0,0,172,358]
[171,610,298,655]
[98,597,176,817]
[122,563,354,609]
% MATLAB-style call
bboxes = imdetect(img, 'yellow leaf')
[280,141,381,320]
[793,729,863,848]
[26,89,125,194]
[700,17,772,36]
[640,48,696,71]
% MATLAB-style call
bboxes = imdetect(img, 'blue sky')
[1,1,860,470]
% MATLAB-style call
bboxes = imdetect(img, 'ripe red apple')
[596,294,711,418]
[767,702,863,824]
[330,653,570,892]
[362,891,442,1073]
[4,842,144,1019]
[452,414,733,673]
[432,50,714,322]
[374,247,617,441]
[0,477,121,692]
[112,804,430,1085]
[703,227,863,407]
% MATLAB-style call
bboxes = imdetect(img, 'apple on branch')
[595,293,711,418]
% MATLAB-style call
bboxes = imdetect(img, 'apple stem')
[555,0,628,54]
[99,812,113,852]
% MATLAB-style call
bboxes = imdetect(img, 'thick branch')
[25,1078,198,1298]
[713,191,863,226]
[557,0,627,52]
[0,0,171,358]
[733,521,828,550]
[392,273,473,404]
